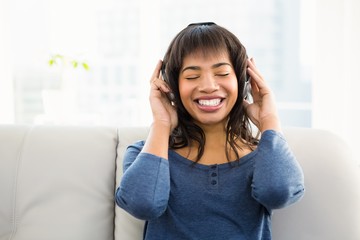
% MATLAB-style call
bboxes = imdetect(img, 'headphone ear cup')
[161,64,167,82]
[243,74,251,100]
[161,63,176,104]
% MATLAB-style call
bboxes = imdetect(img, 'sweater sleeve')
[115,141,170,220]
[251,130,305,212]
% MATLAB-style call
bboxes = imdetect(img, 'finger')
[155,81,170,93]
[150,77,171,94]
[149,60,169,91]
[247,59,263,80]
[247,64,268,92]
[150,59,163,83]
[249,57,256,67]
[248,73,261,103]
[247,67,263,91]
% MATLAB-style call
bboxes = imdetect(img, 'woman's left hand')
[243,58,281,132]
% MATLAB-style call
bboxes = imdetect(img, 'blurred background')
[0,0,359,163]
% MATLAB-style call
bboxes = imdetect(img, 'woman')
[116,22,305,240]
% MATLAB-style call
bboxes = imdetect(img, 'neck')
[198,122,227,146]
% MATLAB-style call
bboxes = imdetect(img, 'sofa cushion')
[0,125,118,240]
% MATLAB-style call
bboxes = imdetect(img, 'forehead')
[182,50,231,67]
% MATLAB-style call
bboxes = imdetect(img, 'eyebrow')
[181,62,232,73]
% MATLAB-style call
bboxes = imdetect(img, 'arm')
[251,130,305,211]
[244,58,304,209]
[116,60,177,220]
[115,142,170,220]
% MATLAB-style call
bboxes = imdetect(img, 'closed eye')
[185,75,200,80]
[215,73,230,77]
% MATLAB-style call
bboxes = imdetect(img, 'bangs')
[179,26,228,59]
[167,25,232,70]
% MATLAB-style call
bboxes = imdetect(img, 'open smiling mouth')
[197,98,224,107]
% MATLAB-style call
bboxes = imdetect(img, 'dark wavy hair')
[162,22,259,163]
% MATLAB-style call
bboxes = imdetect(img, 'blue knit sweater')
[116,130,305,240]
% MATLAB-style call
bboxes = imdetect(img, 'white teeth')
[198,99,221,106]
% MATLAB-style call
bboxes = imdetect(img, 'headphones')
[243,74,251,100]
[161,64,175,102]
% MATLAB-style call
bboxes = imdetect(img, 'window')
[1,0,312,128]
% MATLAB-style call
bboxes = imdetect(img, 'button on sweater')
[116,130,305,240]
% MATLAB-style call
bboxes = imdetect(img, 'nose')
[198,75,219,93]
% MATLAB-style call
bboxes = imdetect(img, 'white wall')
[0,0,14,123]
[312,0,360,162]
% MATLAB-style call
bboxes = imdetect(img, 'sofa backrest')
[273,128,360,240]
[1,125,359,240]
[115,127,148,240]
[272,127,360,239]
[0,125,118,240]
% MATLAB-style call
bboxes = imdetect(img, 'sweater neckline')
[168,148,258,170]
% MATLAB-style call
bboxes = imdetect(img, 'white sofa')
[0,125,359,240]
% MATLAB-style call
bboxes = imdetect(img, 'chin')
[194,117,228,127]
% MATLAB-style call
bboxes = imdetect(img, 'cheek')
[228,78,239,99]
[178,80,192,103]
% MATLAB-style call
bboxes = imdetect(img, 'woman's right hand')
[149,60,178,132]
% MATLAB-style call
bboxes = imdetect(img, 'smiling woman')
[115,22,305,240]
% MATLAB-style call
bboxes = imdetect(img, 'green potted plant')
[39,54,90,124]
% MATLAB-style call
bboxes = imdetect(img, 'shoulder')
[122,140,145,167]
[126,140,146,152]
[258,130,287,147]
